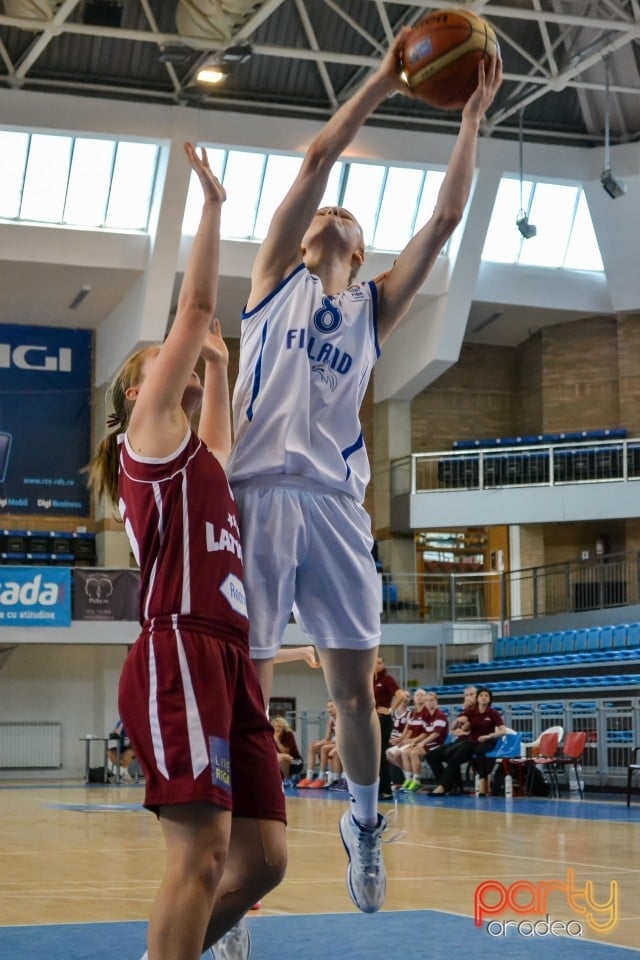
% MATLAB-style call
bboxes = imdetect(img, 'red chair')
[511,730,560,797]
[552,731,587,798]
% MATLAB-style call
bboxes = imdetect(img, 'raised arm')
[198,319,231,465]
[246,30,411,310]
[127,144,226,458]
[376,56,503,343]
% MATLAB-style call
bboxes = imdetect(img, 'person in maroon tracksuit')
[88,143,286,960]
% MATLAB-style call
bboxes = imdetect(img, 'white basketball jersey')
[227,264,380,503]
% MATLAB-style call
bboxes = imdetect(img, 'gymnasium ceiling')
[1,0,639,146]
[0,0,637,347]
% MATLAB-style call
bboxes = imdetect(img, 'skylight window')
[0,130,159,231]
[482,176,603,271]
[182,146,449,256]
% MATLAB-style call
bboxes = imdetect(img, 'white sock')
[306,769,314,779]
[346,778,379,827]
[140,952,148,960]
[403,770,412,780]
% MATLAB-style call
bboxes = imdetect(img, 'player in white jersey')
[227,29,502,918]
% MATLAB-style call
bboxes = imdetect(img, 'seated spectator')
[405,692,449,790]
[297,700,337,788]
[385,688,433,790]
[425,684,477,790]
[430,687,506,797]
[271,716,303,785]
[387,690,412,788]
[107,720,138,782]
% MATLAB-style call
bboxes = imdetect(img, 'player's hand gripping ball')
[401,9,498,110]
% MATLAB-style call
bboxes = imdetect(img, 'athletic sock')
[346,778,379,827]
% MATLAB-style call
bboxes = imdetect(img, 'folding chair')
[551,731,587,798]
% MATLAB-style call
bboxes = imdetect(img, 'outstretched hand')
[200,318,229,366]
[463,55,503,122]
[377,26,415,97]
[183,142,226,204]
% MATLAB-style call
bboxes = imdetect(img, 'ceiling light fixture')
[196,60,230,84]
[601,55,626,199]
[516,109,537,240]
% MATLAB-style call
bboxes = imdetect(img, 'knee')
[331,687,374,719]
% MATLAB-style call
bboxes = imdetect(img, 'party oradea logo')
[474,868,618,938]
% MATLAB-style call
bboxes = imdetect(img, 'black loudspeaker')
[82,1,124,27]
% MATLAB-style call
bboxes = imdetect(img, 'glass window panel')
[564,191,604,271]
[374,167,424,251]
[253,154,303,239]
[182,147,226,234]
[341,162,386,247]
[64,138,114,226]
[319,161,343,208]
[221,150,265,238]
[106,141,158,230]
[21,133,72,222]
[414,169,445,228]
[0,131,29,219]
[518,183,578,268]
[481,177,533,264]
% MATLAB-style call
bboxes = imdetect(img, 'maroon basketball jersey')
[118,430,248,640]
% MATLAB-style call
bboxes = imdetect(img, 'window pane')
[519,183,578,268]
[564,191,603,271]
[106,141,158,230]
[221,150,265,238]
[254,154,303,239]
[374,167,424,251]
[182,147,226,234]
[414,169,445,229]
[21,133,72,222]
[341,162,386,247]
[64,138,114,226]
[482,177,533,264]
[320,161,343,208]
[0,131,28,219]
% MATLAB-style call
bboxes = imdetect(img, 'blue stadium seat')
[524,635,539,657]
[495,637,506,658]
[627,623,640,649]
[574,629,588,652]
[613,624,628,649]
[587,627,601,651]
[550,632,563,654]
[537,633,552,655]
[561,631,575,654]
[503,637,516,658]
[599,625,614,650]
[513,636,527,657]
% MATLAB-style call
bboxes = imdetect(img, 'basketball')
[401,9,498,110]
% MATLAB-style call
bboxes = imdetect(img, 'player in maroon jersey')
[88,143,286,960]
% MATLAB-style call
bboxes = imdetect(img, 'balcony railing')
[391,437,640,496]
[381,551,640,625]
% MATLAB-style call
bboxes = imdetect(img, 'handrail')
[391,436,640,495]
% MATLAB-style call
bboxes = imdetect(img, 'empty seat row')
[495,624,639,659]
[448,646,640,674]
[434,673,640,698]
[0,529,96,565]
[453,428,627,450]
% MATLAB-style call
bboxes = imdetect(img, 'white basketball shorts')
[232,477,381,659]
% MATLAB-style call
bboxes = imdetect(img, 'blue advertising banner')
[0,566,72,627]
[0,323,92,516]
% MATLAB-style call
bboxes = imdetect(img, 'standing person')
[373,656,402,800]
[226,29,502,914]
[88,143,286,960]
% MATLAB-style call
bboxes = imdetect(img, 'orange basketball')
[401,9,498,110]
